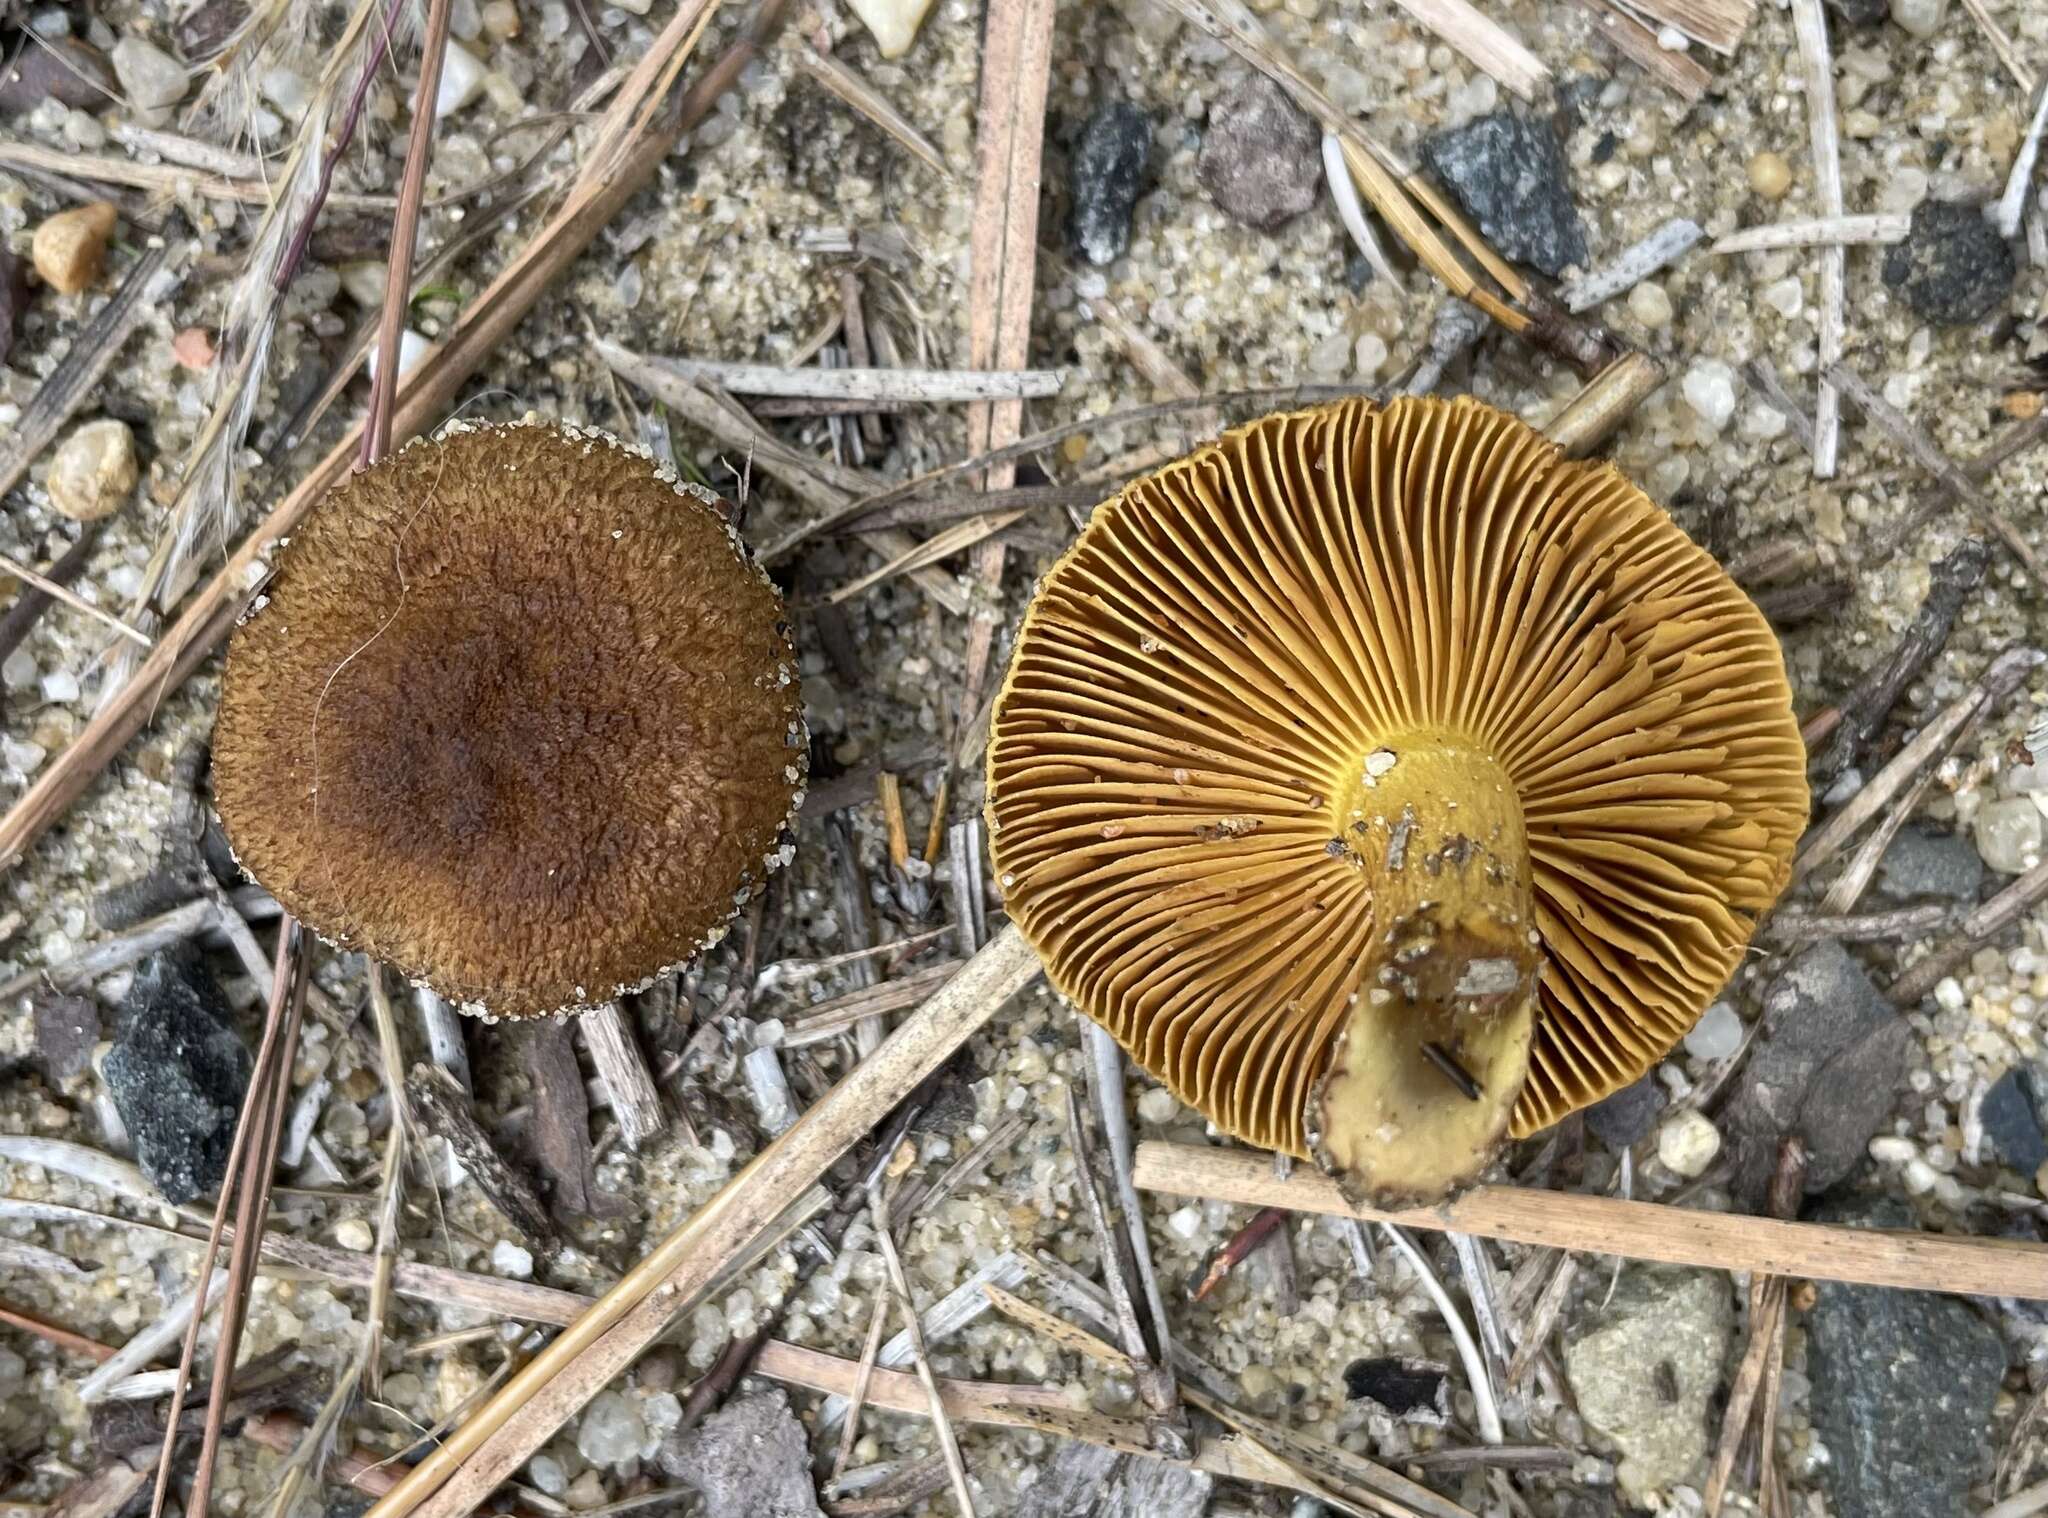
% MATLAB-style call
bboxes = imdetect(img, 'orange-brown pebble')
[173,326,217,369]
[1061,433,1090,465]
[31,201,117,294]
[2004,391,2044,421]
[1747,151,1793,201]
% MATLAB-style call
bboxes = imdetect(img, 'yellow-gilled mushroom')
[213,420,805,1019]
[986,395,1807,1205]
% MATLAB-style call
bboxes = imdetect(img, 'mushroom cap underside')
[986,394,1808,1161]
[213,420,805,1018]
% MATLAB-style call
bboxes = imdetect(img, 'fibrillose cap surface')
[214,420,805,1018]
[987,395,1807,1197]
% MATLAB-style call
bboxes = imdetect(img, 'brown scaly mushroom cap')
[987,396,1807,1205]
[214,420,805,1019]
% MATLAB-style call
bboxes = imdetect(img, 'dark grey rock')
[1721,940,1912,1207]
[659,1389,821,1518]
[1882,201,2017,326]
[1014,1440,1213,1518]
[1068,100,1152,266]
[1585,1073,1668,1149]
[1806,1195,2006,1518]
[1981,1067,2047,1177]
[1875,826,1984,903]
[1421,109,1588,277]
[103,951,250,1204]
[1343,1356,1448,1421]
[32,993,100,1082]
[0,37,114,114]
[1198,74,1321,232]
[1825,0,1888,24]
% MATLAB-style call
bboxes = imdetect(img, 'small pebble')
[526,1455,568,1497]
[1747,151,1793,199]
[1869,1135,1918,1164]
[31,201,117,295]
[1680,358,1738,433]
[1761,275,1803,317]
[844,0,940,59]
[491,1239,534,1278]
[1197,73,1322,232]
[563,1470,607,1511]
[1974,797,2043,874]
[1882,200,2015,326]
[1137,1087,1179,1124]
[110,35,187,112]
[1068,100,1153,267]
[1627,281,1673,328]
[435,40,486,117]
[1889,0,1946,37]
[0,37,114,114]
[39,670,79,704]
[577,1389,646,1469]
[334,1217,375,1251]
[1656,1109,1721,1177]
[173,326,217,369]
[1682,1001,1742,1061]
[45,417,138,521]
[480,0,522,38]
[367,328,433,381]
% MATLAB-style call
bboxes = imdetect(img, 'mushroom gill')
[986,395,1808,1205]
[212,420,805,1019]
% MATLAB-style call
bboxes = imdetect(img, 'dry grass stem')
[1892,853,2048,1003]
[1382,1226,1503,1444]
[613,356,1061,402]
[1560,217,1702,312]
[1616,0,1754,51]
[1505,1254,1577,1392]
[580,1004,666,1150]
[1083,1025,1177,1380]
[1710,213,1910,255]
[1573,0,1711,99]
[1542,352,1666,457]
[359,925,1040,1518]
[1825,360,2047,586]
[870,1185,978,1516]
[1958,0,2036,92]
[1795,647,2043,880]
[0,241,179,503]
[792,44,953,178]
[0,560,147,661]
[830,1290,894,1483]
[1790,0,1845,475]
[0,1300,115,1362]
[1387,0,1549,98]
[1134,1142,2048,1297]
[1996,79,2048,238]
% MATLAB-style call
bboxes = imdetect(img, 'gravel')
[1807,1195,2007,1518]
[1881,200,2018,326]
[1197,73,1323,232]
[101,950,251,1204]
[1421,108,1588,277]
[1067,99,1153,267]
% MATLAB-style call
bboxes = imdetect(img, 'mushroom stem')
[1310,734,1540,1207]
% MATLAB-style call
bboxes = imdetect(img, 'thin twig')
[1826,361,2048,588]
[360,925,1040,1518]
[1385,0,1548,99]
[0,544,147,648]
[0,0,781,876]
[791,44,952,178]
[1382,1226,1503,1444]
[1791,0,1845,476]
[1132,1142,2048,1299]
[1710,213,1908,255]
[870,1185,977,1517]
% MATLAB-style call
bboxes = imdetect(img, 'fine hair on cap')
[213,419,805,1019]
[987,395,1807,1204]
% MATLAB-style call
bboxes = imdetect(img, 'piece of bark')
[404,1062,562,1255]
[515,1021,603,1220]
[1812,538,1988,783]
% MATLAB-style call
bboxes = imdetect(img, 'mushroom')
[986,396,1807,1204]
[212,420,805,1019]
